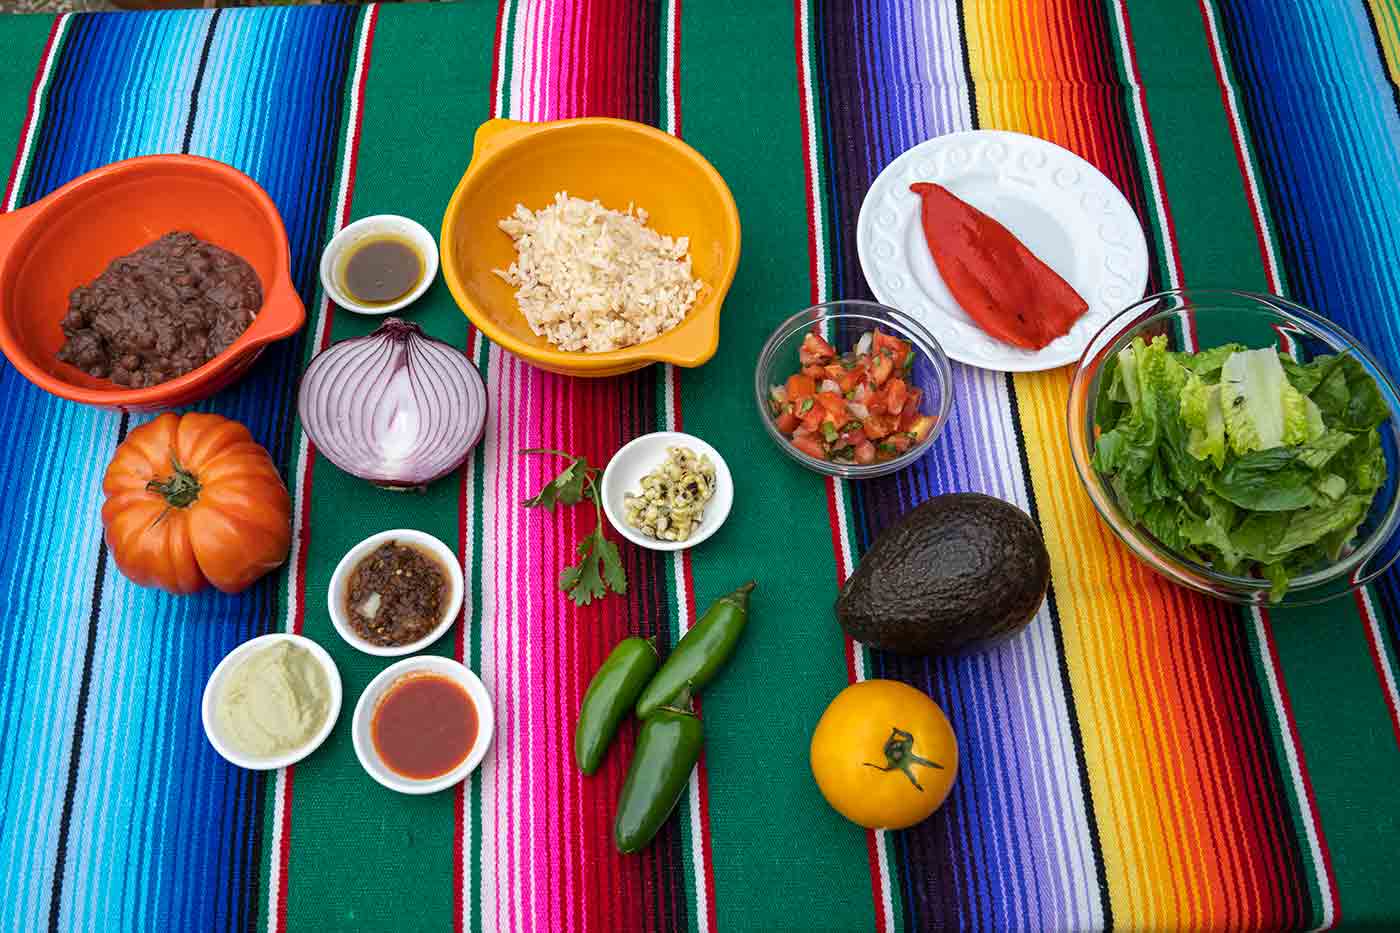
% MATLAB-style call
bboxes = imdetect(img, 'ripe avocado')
[835,493,1049,655]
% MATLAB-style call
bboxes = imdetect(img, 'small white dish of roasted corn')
[600,432,734,552]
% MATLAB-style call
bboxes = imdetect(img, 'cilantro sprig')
[520,448,627,606]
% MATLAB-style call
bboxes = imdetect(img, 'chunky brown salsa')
[56,232,262,388]
[372,674,478,780]
[345,541,449,647]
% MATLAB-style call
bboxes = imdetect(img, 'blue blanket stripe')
[0,9,361,929]
[1214,0,1400,708]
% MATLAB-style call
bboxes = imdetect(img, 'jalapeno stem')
[658,685,694,716]
[863,726,943,792]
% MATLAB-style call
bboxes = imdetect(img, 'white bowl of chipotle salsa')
[351,656,495,795]
[328,529,465,657]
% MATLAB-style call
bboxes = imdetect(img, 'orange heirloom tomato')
[810,679,958,830]
[101,412,291,594]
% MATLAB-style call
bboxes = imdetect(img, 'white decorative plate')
[856,130,1150,372]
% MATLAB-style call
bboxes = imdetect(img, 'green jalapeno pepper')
[614,694,703,853]
[574,636,660,775]
[635,581,754,719]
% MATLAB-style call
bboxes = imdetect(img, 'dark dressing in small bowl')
[340,235,424,306]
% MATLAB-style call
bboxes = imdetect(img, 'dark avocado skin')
[835,493,1050,656]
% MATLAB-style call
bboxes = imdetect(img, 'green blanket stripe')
[1266,590,1400,930]
[1268,602,1400,927]
[679,5,877,931]
[462,334,489,933]
[256,734,277,931]
[1243,615,1328,929]
[1127,1,1400,925]
[281,6,495,931]
[1,16,62,207]
[1120,0,1269,297]
[658,380,700,929]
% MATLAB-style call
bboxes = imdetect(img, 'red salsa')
[371,673,478,780]
[767,329,937,464]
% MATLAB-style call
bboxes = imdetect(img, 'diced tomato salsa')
[767,329,938,464]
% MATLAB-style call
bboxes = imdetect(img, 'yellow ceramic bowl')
[440,118,741,377]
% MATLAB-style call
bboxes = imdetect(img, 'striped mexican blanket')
[1,1,1399,930]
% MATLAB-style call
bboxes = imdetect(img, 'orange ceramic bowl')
[440,118,741,377]
[0,155,305,411]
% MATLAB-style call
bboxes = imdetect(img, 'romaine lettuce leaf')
[1296,430,1355,471]
[1271,495,1371,558]
[1330,427,1386,496]
[1096,354,1128,431]
[1210,447,1317,511]
[1110,474,1152,523]
[1181,373,1226,468]
[1118,340,1142,407]
[1093,337,1164,482]
[1132,336,1200,491]
[1219,347,1323,454]
[1312,354,1390,431]
[1304,396,1326,439]
[1093,414,1156,483]
[1282,390,1326,446]
[1313,474,1347,500]
[1140,500,1186,553]
[1231,511,1291,562]
[1263,563,1290,603]
[1178,493,1244,573]
[1281,353,1334,396]
[1174,342,1244,380]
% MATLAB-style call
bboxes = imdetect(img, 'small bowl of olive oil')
[320,214,439,315]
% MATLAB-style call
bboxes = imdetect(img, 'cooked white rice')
[494,192,704,353]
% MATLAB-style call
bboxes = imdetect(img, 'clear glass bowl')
[1067,288,1400,605]
[754,300,953,478]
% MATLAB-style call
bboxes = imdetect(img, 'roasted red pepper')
[909,182,1088,351]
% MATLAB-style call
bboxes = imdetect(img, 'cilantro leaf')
[558,562,584,594]
[560,527,627,606]
[596,534,627,595]
[522,447,629,607]
[521,448,592,509]
[559,534,607,606]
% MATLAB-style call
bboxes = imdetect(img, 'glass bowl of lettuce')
[1068,289,1400,604]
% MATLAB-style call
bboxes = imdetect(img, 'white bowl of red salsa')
[351,656,494,795]
[755,300,952,478]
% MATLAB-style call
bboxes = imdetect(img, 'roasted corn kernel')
[623,446,717,542]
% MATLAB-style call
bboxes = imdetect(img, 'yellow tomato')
[809,679,958,830]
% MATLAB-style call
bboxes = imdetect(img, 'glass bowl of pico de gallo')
[755,300,952,478]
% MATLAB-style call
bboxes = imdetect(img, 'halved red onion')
[297,318,487,488]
